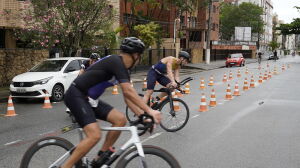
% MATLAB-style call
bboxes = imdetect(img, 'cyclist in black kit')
[79,52,100,75]
[62,37,161,168]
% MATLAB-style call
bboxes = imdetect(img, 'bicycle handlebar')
[153,77,194,94]
[129,113,154,136]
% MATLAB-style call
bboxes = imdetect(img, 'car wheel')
[243,62,245,66]
[51,84,64,102]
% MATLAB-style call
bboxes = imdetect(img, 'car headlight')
[33,76,54,85]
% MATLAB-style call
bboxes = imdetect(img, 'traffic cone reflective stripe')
[222,73,227,83]
[233,82,240,96]
[199,78,205,90]
[263,71,268,80]
[199,93,208,112]
[176,90,183,97]
[250,75,255,88]
[184,82,190,94]
[112,85,119,95]
[142,78,147,91]
[273,66,278,75]
[209,89,217,107]
[5,95,17,117]
[243,78,249,91]
[43,92,53,109]
[173,94,181,111]
[245,67,249,74]
[208,75,214,86]
[225,84,232,100]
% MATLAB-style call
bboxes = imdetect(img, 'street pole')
[205,0,212,64]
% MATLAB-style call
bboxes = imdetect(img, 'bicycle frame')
[48,125,146,168]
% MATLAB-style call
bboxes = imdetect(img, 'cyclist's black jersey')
[81,60,90,70]
[73,55,130,94]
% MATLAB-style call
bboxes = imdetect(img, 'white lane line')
[141,132,163,143]
[192,114,200,118]
[5,139,22,146]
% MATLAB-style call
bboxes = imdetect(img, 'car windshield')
[30,60,68,72]
[230,54,241,58]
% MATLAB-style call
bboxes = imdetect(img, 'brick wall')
[0,49,49,86]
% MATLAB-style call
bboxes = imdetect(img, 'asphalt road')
[0,55,300,168]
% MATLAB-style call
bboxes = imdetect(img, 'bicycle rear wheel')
[115,145,181,168]
[159,98,189,132]
[20,136,83,168]
[125,93,144,122]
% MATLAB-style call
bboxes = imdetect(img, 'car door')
[63,60,81,89]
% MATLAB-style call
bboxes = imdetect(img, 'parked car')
[10,57,88,102]
[225,53,245,67]
[267,52,278,60]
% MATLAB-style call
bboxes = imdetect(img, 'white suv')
[10,57,88,102]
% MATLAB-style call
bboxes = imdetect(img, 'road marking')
[141,132,163,143]
[192,114,200,118]
[5,140,22,146]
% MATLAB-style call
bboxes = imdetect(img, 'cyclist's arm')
[166,58,176,83]
[174,68,180,82]
[78,69,85,75]
[120,83,157,118]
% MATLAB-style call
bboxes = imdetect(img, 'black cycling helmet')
[179,51,190,61]
[90,53,100,60]
[120,37,145,54]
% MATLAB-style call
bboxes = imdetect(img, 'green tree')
[220,2,264,40]
[13,0,115,57]
[268,41,279,51]
[133,22,163,48]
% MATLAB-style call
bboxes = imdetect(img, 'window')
[64,60,81,72]
[189,31,201,42]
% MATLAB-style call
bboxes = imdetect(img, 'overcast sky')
[272,0,300,23]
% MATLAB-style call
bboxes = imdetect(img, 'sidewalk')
[0,58,258,103]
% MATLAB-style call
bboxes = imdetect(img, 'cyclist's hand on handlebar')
[147,109,161,124]
[170,81,178,88]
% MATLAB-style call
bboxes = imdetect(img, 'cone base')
[5,112,17,117]
[43,105,53,109]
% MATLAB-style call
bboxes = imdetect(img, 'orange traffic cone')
[263,71,268,81]
[209,88,217,107]
[222,73,227,83]
[245,67,249,75]
[228,71,233,80]
[267,62,270,68]
[5,95,17,116]
[142,78,147,91]
[237,69,241,78]
[225,84,232,100]
[243,78,249,91]
[268,71,272,79]
[258,64,261,70]
[258,73,263,84]
[199,93,208,112]
[233,82,240,96]
[184,82,190,94]
[112,85,119,95]
[199,78,205,90]
[173,93,181,111]
[208,75,214,86]
[282,64,285,71]
[273,66,278,75]
[250,75,255,88]
[43,92,53,109]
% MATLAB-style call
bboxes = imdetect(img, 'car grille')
[13,82,35,87]
[11,91,41,96]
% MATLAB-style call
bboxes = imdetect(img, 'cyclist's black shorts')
[147,68,171,90]
[64,85,113,128]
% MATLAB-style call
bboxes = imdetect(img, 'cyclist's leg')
[143,69,156,103]
[157,74,172,99]
[63,86,102,168]
[93,100,126,152]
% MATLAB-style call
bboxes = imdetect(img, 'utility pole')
[205,0,212,64]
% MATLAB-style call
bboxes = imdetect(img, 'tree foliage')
[13,0,115,57]
[133,22,163,48]
[268,40,279,51]
[277,6,300,35]
[220,2,264,40]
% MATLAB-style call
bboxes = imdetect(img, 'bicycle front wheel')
[159,98,189,132]
[115,145,181,168]
[20,136,83,168]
